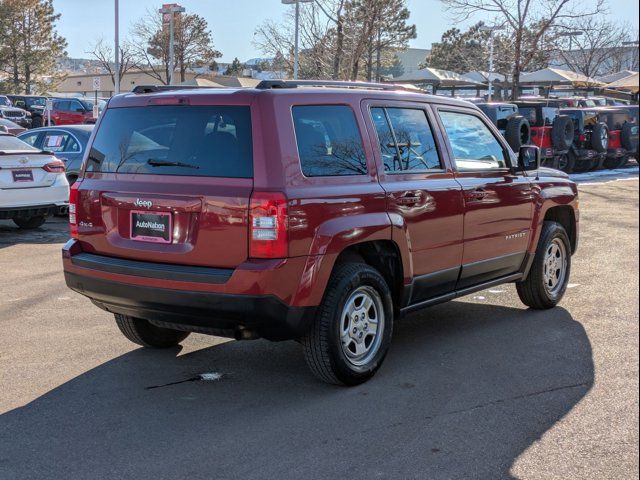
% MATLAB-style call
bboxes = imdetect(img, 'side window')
[19,132,40,147]
[371,107,441,173]
[439,110,508,170]
[70,101,83,112]
[43,132,80,153]
[292,105,367,177]
[54,100,68,111]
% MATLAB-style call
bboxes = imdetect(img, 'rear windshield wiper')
[147,158,200,169]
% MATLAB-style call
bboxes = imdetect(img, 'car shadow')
[0,302,593,480]
[0,218,69,249]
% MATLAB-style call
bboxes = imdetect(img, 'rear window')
[0,135,39,152]
[86,105,253,178]
[292,105,367,177]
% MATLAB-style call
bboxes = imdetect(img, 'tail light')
[69,181,80,239]
[43,160,65,173]
[249,191,288,259]
[579,134,587,142]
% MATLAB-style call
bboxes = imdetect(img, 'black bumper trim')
[0,204,57,220]
[71,252,233,284]
[64,272,316,341]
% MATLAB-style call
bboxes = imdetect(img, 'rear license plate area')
[12,169,33,182]
[130,211,172,244]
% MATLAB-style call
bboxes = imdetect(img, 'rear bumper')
[606,147,627,158]
[64,271,316,341]
[0,179,69,210]
[62,241,321,340]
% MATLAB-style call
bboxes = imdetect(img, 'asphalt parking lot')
[0,174,638,480]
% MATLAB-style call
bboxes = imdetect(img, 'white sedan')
[0,132,69,229]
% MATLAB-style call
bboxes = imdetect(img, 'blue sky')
[54,0,639,63]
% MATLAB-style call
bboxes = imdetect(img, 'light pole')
[558,30,583,52]
[114,0,120,94]
[282,0,313,80]
[480,25,504,102]
[159,4,186,85]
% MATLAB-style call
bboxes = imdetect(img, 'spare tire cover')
[505,116,531,151]
[552,115,574,151]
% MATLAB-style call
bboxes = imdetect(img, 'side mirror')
[515,145,540,173]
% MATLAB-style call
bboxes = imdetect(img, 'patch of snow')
[199,372,223,381]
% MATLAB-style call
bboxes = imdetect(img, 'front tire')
[115,314,190,348]
[517,221,572,310]
[13,216,46,229]
[302,263,394,386]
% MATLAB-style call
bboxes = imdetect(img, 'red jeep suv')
[63,81,579,385]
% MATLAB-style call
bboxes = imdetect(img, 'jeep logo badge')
[134,199,153,209]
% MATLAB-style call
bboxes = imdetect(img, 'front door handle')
[395,192,422,206]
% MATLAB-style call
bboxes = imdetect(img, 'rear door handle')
[466,188,489,200]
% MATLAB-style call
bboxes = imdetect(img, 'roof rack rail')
[131,85,215,94]
[255,79,424,93]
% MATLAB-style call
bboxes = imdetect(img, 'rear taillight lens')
[43,160,66,173]
[579,134,587,142]
[249,191,288,259]
[69,181,80,238]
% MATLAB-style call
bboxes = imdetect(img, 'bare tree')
[87,37,137,89]
[131,9,221,84]
[441,0,606,98]
[254,0,415,81]
[556,19,632,77]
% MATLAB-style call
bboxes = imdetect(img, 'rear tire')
[115,314,190,348]
[557,152,575,174]
[302,263,394,386]
[517,222,572,310]
[13,216,46,229]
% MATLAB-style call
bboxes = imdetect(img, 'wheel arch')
[543,205,578,254]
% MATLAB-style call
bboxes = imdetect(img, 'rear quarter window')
[85,105,253,178]
[292,105,367,177]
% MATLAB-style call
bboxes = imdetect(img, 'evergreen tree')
[224,57,244,76]
[0,0,67,94]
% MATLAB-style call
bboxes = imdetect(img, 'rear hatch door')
[76,102,254,268]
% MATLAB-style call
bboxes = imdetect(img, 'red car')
[63,81,579,385]
[46,98,95,125]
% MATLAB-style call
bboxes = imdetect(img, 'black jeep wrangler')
[560,108,609,172]
[476,103,531,152]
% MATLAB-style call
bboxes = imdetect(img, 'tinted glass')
[0,135,39,152]
[17,132,40,147]
[542,107,559,126]
[518,107,537,125]
[0,97,10,106]
[293,105,366,177]
[43,132,80,153]
[439,111,507,170]
[371,107,441,172]
[86,106,253,178]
